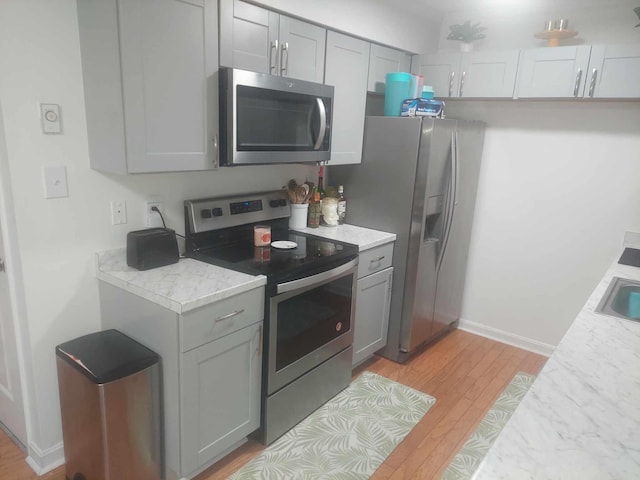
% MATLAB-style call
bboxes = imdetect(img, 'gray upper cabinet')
[219,0,326,83]
[77,0,219,174]
[324,31,370,165]
[516,45,592,98]
[219,0,277,74]
[413,50,519,98]
[459,50,520,98]
[412,53,461,98]
[586,44,640,99]
[368,44,412,93]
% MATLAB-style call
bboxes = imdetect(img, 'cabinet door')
[118,0,218,172]
[586,44,640,99]
[516,45,591,98]
[459,50,520,98]
[368,44,412,93]
[219,0,279,74]
[353,267,393,366]
[325,32,370,165]
[180,322,262,475]
[279,16,326,82]
[413,53,462,98]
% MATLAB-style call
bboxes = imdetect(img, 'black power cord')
[151,206,185,239]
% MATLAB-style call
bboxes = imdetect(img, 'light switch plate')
[111,200,127,225]
[43,165,68,199]
[40,104,62,134]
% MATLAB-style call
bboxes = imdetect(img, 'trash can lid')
[56,329,159,384]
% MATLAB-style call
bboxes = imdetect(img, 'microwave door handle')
[313,98,327,150]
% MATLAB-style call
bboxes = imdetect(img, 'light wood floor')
[0,330,546,480]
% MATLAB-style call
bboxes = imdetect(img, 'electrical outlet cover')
[145,201,164,228]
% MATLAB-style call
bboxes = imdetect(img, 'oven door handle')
[276,258,358,294]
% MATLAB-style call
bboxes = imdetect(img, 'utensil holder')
[289,204,308,230]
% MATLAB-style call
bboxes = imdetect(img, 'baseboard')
[25,440,64,475]
[458,318,555,357]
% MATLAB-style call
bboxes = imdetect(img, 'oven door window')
[236,85,328,152]
[275,273,353,372]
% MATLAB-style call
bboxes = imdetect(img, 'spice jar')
[321,197,339,227]
[308,192,321,228]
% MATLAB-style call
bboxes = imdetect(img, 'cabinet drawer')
[180,287,264,352]
[357,243,394,279]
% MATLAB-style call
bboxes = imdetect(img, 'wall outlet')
[145,200,165,228]
[111,200,127,225]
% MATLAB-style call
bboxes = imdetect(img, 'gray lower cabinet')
[77,0,219,173]
[98,282,264,480]
[180,323,262,475]
[353,243,394,366]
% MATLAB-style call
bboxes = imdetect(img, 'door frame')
[0,99,31,447]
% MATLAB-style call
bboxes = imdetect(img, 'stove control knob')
[278,199,287,207]
[269,200,279,208]
[200,209,212,219]
[212,207,223,217]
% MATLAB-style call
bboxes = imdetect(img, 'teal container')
[384,72,412,116]
[422,85,435,99]
[629,291,640,318]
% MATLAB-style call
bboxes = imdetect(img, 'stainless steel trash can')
[56,329,162,480]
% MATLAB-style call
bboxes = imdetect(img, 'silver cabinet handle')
[313,97,327,150]
[0,258,4,272]
[573,68,583,97]
[370,256,385,263]
[212,133,219,168]
[588,68,598,98]
[214,309,244,323]
[280,42,289,76]
[270,40,279,74]
[459,71,466,97]
[257,325,263,356]
[449,71,455,97]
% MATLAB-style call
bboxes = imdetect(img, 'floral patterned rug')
[229,371,436,479]
[441,372,536,480]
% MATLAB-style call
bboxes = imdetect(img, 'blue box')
[401,98,445,118]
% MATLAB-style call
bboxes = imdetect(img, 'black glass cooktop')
[189,231,359,283]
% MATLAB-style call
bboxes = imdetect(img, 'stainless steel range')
[184,190,359,444]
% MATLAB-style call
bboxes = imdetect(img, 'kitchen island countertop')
[474,233,640,479]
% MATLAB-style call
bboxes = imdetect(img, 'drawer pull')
[370,256,385,263]
[214,309,245,323]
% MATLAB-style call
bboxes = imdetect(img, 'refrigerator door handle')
[437,131,458,273]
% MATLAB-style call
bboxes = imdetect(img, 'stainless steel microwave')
[219,67,333,166]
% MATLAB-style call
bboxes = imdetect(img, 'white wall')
[251,0,442,53]
[449,101,640,349]
[436,0,640,350]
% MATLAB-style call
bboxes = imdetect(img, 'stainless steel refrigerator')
[333,116,485,363]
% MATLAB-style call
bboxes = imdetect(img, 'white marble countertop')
[474,235,640,479]
[95,249,266,314]
[95,225,393,314]
[293,224,396,251]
